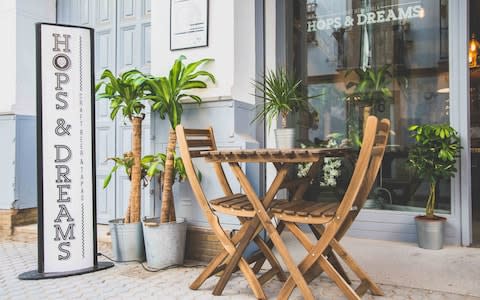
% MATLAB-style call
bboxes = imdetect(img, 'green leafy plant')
[146,55,215,128]
[103,152,200,189]
[96,69,148,120]
[345,65,393,107]
[146,56,215,223]
[144,152,201,183]
[103,152,139,189]
[252,68,315,129]
[96,69,149,223]
[407,124,461,218]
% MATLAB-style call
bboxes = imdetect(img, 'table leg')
[190,216,259,289]
[212,163,290,296]
[252,221,285,277]
[291,160,323,201]
[229,162,315,300]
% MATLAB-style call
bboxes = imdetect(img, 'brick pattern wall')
[0,210,13,236]
[185,226,225,262]
[12,208,37,226]
[0,208,37,236]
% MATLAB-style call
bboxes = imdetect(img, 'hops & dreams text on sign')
[307,5,424,32]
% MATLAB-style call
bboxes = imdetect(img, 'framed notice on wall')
[170,0,209,50]
[19,23,113,280]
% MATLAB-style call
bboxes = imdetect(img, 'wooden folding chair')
[271,116,390,299]
[176,125,286,299]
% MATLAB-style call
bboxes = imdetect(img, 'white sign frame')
[19,23,113,280]
[170,0,209,50]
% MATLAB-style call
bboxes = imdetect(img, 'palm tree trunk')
[169,189,176,222]
[126,116,143,223]
[281,112,288,129]
[160,129,177,223]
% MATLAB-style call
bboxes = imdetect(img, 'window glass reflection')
[294,0,451,213]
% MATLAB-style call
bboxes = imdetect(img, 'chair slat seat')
[209,193,246,206]
[209,193,255,217]
[272,200,340,219]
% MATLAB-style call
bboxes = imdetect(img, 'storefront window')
[292,0,451,213]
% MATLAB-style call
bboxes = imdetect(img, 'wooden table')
[201,147,351,299]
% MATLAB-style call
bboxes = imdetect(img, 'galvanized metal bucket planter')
[415,215,446,250]
[275,128,295,149]
[142,217,187,269]
[109,219,146,262]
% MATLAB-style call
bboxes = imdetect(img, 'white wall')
[0,0,17,114]
[151,0,257,104]
[231,0,256,104]
[14,0,56,115]
[0,0,55,115]
[0,116,16,209]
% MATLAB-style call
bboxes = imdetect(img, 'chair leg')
[328,252,352,285]
[190,219,255,290]
[279,222,339,299]
[267,230,315,300]
[285,223,331,285]
[316,254,361,300]
[253,236,287,282]
[234,256,268,299]
[329,238,384,296]
[252,223,286,274]
[283,222,361,300]
[214,226,267,299]
[309,225,352,285]
[252,221,286,279]
[190,250,229,290]
[213,220,260,296]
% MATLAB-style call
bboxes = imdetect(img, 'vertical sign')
[19,23,113,280]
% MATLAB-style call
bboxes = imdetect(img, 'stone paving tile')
[1,239,479,300]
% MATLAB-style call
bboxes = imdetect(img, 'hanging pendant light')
[469,33,480,68]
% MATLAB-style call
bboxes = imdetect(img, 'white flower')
[297,137,343,187]
[319,135,342,187]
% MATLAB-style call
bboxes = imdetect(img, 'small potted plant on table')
[407,123,461,249]
[252,68,313,148]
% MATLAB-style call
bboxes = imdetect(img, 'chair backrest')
[355,118,390,209]
[335,117,390,239]
[176,125,234,217]
[333,116,378,225]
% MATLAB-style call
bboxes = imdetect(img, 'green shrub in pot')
[407,123,461,218]
[407,123,461,249]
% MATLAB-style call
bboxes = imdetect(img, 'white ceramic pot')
[275,128,295,149]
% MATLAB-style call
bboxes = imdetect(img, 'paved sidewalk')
[1,238,479,299]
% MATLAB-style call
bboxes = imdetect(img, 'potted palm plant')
[96,69,149,261]
[252,68,312,148]
[407,123,461,249]
[139,56,214,268]
[104,152,197,268]
[146,55,215,224]
[141,152,201,269]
